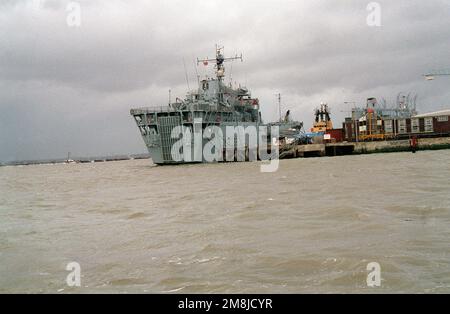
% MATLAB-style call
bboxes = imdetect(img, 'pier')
[280,136,450,158]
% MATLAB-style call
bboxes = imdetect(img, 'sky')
[0,0,449,162]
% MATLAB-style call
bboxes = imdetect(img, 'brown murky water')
[1,150,450,293]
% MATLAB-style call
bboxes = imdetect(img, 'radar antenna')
[197,45,243,81]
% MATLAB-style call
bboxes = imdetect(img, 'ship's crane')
[197,45,243,81]
[424,69,450,81]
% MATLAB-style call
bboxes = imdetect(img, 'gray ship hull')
[131,108,301,165]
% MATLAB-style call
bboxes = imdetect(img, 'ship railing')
[130,105,177,114]
[131,103,235,114]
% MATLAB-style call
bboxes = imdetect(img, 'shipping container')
[342,111,450,141]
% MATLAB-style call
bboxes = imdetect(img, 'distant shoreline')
[0,154,150,167]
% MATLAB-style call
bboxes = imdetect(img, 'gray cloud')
[1,0,449,162]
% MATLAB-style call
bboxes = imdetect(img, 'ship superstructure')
[130,46,302,165]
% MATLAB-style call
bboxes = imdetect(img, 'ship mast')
[197,45,243,83]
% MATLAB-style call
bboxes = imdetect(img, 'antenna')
[183,58,190,91]
[229,62,233,87]
[197,45,243,82]
[193,57,199,84]
[276,93,282,122]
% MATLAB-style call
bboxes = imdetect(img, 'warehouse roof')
[413,109,450,118]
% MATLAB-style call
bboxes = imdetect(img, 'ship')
[130,46,303,165]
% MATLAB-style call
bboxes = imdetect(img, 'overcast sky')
[1,0,449,162]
